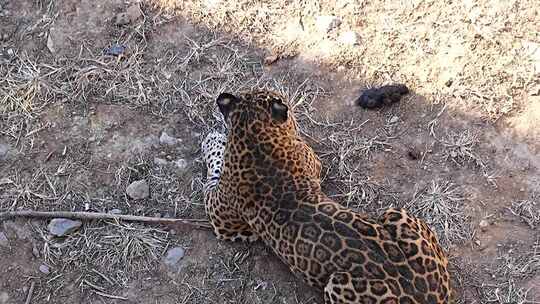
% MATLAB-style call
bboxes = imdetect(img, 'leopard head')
[216,90,298,137]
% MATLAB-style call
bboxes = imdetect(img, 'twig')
[25,281,36,304]
[0,210,212,230]
[94,290,129,300]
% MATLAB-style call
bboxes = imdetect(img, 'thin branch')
[24,281,36,304]
[0,210,212,230]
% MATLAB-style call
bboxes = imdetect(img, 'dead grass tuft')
[0,53,60,116]
[509,198,540,229]
[405,180,472,248]
[494,240,540,280]
[437,129,484,168]
[482,279,536,304]
[37,220,170,287]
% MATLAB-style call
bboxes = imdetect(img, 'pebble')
[109,208,122,215]
[174,159,188,171]
[154,157,168,166]
[0,292,9,304]
[47,218,82,237]
[163,247,185,268]
[32,245,40,258]
[104,44,126,56]
[114,13,130,26]
[389,116,399,124]
[0,143,9,160]
[339,31,360,46]
[159,131,178,146]
[0,232,8,247]
[125,4,142,23]
[315,15,341,33]
[479,219,489,231]
[126,180,149,200]
[114,4,142,26]
[39,264,50,274]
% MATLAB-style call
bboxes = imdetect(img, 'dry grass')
[482,279,537,304]
[437,129,485,168]
[481,240,540,304]
[494,240,540,280]
[1,0,539,303]
[509,198,540,229]
[296,105,401,214]
[153,0,540,120]
[34,220,170,288]
[404,180,472,248]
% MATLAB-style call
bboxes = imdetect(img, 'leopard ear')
[216,93,238,119]
[271,100,288,123]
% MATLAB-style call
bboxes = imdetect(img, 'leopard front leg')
[202,131,259,242]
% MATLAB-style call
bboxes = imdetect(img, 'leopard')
[201,89,452,304]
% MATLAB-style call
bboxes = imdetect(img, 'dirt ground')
[1,0,539,303]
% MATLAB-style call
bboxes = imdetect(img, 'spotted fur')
[202,90,452,303]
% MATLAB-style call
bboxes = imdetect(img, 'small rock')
[48,218,82,237]
[114,12,130,26]
[174,159,188,171]
[39,264,50,274]
[444,78,453,87]
[115,4,142,26]
[125,4,142,22]
[0,143,9,160]
[104,44,126,56]
[204,0,222,9]
[315,15,341,33]
[109,208,122,215]
[0,232,8,247]
[159,131,178,146]
[32,245,40,258]
[479,219,489,231]
[154,158,168,166]
[389,116,399,124]
[0,292,9,304]
[126,180,149,200]
[163,247,185,268]
[339,31,360,46]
